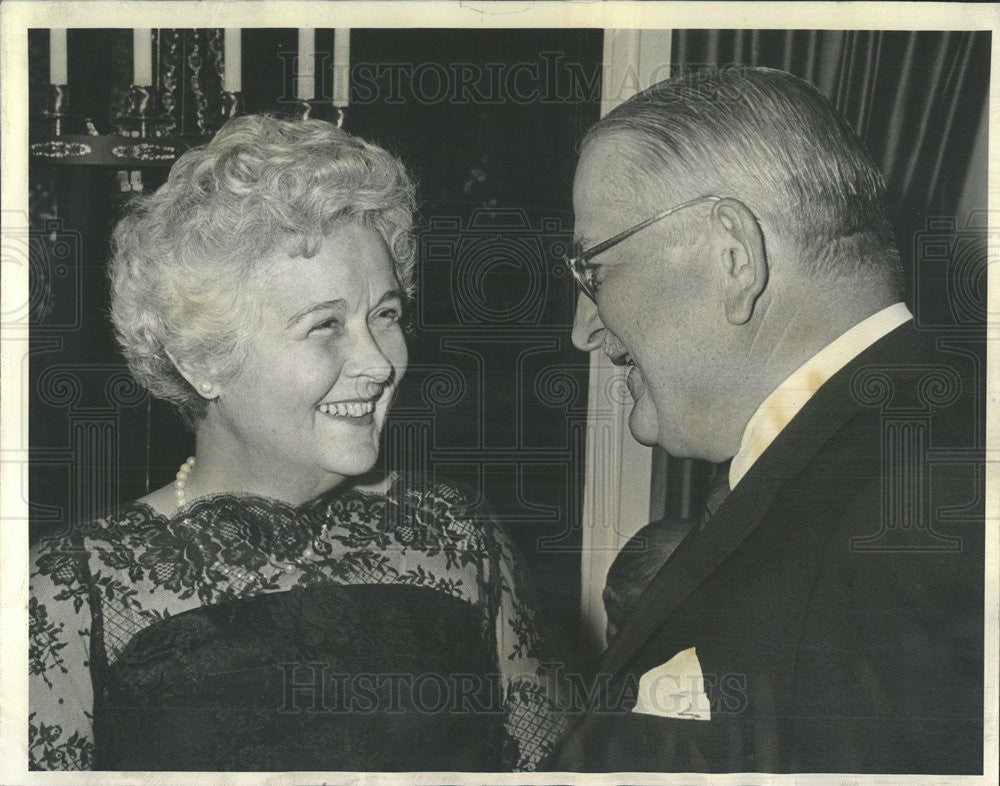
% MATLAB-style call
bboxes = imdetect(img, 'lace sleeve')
[29,532,96,770]
[479,507,568,771]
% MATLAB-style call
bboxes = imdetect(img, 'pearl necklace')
[174,455,196,510]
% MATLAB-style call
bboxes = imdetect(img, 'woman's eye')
[373,307,402,324]
[310,317,342,334]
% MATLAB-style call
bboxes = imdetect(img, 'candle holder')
[30,83,99,160]
[38,84,83,137]
[293,98,314,119]
[294,98,345,128]
[206,90,244,134]
[115,85,171,139]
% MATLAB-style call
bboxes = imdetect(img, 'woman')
[29,115,563,772]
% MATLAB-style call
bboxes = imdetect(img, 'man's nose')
[571,292,606,352]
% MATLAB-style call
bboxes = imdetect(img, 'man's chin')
[627,410,661,447]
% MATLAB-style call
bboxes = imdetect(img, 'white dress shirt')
[729,302,913,489]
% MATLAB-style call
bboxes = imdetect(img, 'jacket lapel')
[598,450,785,678]
[598,322,923,680]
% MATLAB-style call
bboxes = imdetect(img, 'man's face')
[570,138,725,459]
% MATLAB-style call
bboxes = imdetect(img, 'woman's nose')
[344,328,395,390]
[571,292,607,352]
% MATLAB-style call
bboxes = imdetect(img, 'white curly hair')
[109,114,417,427]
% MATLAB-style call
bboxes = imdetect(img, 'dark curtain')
[654,30,990,520]
[673,30,988,217]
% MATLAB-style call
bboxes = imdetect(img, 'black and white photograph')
[1,1,996,782]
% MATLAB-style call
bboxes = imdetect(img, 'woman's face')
[206,224,408,497]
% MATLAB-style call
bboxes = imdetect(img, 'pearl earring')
[199,382,213,394]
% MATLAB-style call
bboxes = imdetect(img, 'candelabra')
[206,90,244,134]
[32,28,352,167]
[294,98,346,127]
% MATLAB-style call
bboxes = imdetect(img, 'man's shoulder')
[835,320,978,402]
[726,320,982,563]
[765,321,979,468]
[757,321,983,560]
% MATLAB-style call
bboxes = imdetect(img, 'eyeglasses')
[566,195,722,301]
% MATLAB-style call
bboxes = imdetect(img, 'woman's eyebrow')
[373,289,405,307]
[286,298,346,327]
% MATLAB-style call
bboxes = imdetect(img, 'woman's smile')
[317,398,377,418]
[317,397,377,425]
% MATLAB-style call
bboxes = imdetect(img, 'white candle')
[332,29,351,107]
[297,28,315,100]
[50,28,68,85]
[224,28,242,92]
[133,28,153,86]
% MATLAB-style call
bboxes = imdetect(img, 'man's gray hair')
[584,66,902,287]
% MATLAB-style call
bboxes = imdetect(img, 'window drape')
[673,30,988,218]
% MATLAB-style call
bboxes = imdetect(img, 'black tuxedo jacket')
[551,322,984,774]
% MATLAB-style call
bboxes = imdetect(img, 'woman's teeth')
[318,400,375,417]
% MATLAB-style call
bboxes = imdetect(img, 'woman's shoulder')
[331,471,469,509]
[368,472,491,519]
[325,472,500,548]
[31,500,163,580]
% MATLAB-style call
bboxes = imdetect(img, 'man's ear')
[165,349,220,401]
[712,198,768,325]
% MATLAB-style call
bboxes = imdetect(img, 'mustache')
[602,333,628,362]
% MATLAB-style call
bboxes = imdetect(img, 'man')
[551,67,983,773]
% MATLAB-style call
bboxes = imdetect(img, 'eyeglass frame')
[566,195,723,301]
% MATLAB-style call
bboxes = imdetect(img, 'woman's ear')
[165,349,219,401]
[712,198,768,325]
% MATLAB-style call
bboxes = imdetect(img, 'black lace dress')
[29,473,565,771]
